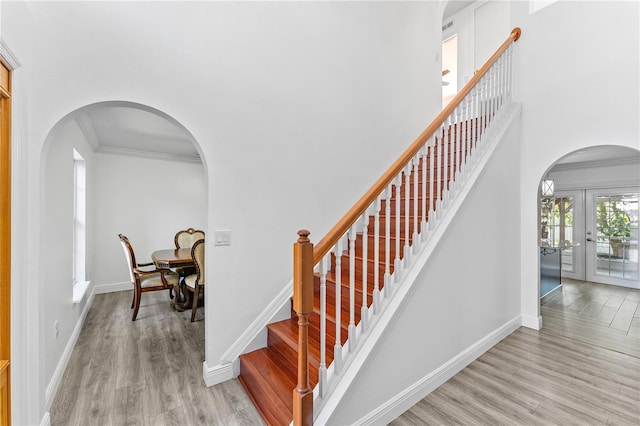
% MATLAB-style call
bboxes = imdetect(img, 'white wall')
[2,1,442,422]
[41,117,96,404]
[93,153,206,291]
[512,1,640,327]
[327,109,523,424]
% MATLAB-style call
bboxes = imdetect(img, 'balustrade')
[293,28,520,425]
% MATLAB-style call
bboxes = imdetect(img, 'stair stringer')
[203,280,293,386]
[313,101,522,425]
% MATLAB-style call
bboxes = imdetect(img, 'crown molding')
[74,114,101,152]
[97,145,202,164]
[552,157,640,171]
[0,38,21,70]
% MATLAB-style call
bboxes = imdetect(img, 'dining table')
[151,248,195,311]
[151,248,194,269]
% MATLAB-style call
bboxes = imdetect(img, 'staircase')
[238,128,470,425]
[238,28,521,426]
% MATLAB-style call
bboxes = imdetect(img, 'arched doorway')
[40,101,208,411]
[537,145,639,352]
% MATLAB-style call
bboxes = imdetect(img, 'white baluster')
[453,106,460,187]
[444,116,451,204]
[480,77,488,148]
[334,239,342,373]
[462,100,468,176]
[464,96,471,170]
[374,197,381,312]
[348,224,356,352]
[500,54,506,109]
[319,255,328,397]
[490,64,498,124]
[497,57,502,112]
[472,85,479,159]
[360,210,369,333]
[421,145,428,240]
[507,45,513,102]
[413,153,419,253]
[394,174,402,283]
[384,185,391,298]
[429,135,436,227]
[495,61,500,114]
[403,163,411,263]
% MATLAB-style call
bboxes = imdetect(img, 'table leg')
[173,281,186,312]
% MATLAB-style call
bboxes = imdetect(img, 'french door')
[586,188,639,287]
[546,191,585,281]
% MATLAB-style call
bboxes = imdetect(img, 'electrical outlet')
[54,320,59,339]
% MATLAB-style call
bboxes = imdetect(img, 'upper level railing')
[292,28,522,425]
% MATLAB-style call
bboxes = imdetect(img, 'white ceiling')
[75,105,201,163]
[443,1,475,20]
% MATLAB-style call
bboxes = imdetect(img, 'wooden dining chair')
[182,238,205,322]
[174,228,205,279]
[118,234,179,321]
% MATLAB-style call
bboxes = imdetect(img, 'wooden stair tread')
[239,348,296,426]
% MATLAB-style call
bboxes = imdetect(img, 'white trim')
[552,157,640,172]
[97,145,201,164]
[521,314,543,330]
[352,316,522,426]
[220,281,292,363]
[74,114,101,152]
[94,281,131,294]
[40,412,51,426]
[203,281,291,387]
[202,360,235,387]
[0,38,21,70]
[72,280,91,304]
[44,285,96,409]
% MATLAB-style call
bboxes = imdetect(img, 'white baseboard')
[202,360,236,387]
[44,284,96,410]
[354,316,522,425]
[521,314,542,330]
[94,281,131,294]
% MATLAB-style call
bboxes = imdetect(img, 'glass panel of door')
[586,189,639,286]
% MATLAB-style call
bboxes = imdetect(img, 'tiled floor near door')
[541,278,640,356]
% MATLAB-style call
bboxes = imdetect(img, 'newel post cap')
[297,229,311,243]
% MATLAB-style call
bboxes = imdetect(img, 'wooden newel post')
[293,229,314,426]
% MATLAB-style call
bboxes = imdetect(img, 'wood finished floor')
[50,290,265,426]
[391,279,640,425]
[52,281,640,425]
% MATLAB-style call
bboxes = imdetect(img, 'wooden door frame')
[0,58,12,425]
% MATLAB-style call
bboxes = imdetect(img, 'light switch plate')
[214,229,231,246]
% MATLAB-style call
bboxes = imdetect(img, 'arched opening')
[40,101,208,409]
[537,145,639,351]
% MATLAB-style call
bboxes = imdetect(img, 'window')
[73,149,86,287]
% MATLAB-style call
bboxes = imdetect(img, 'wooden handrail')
[312,27,521,264]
